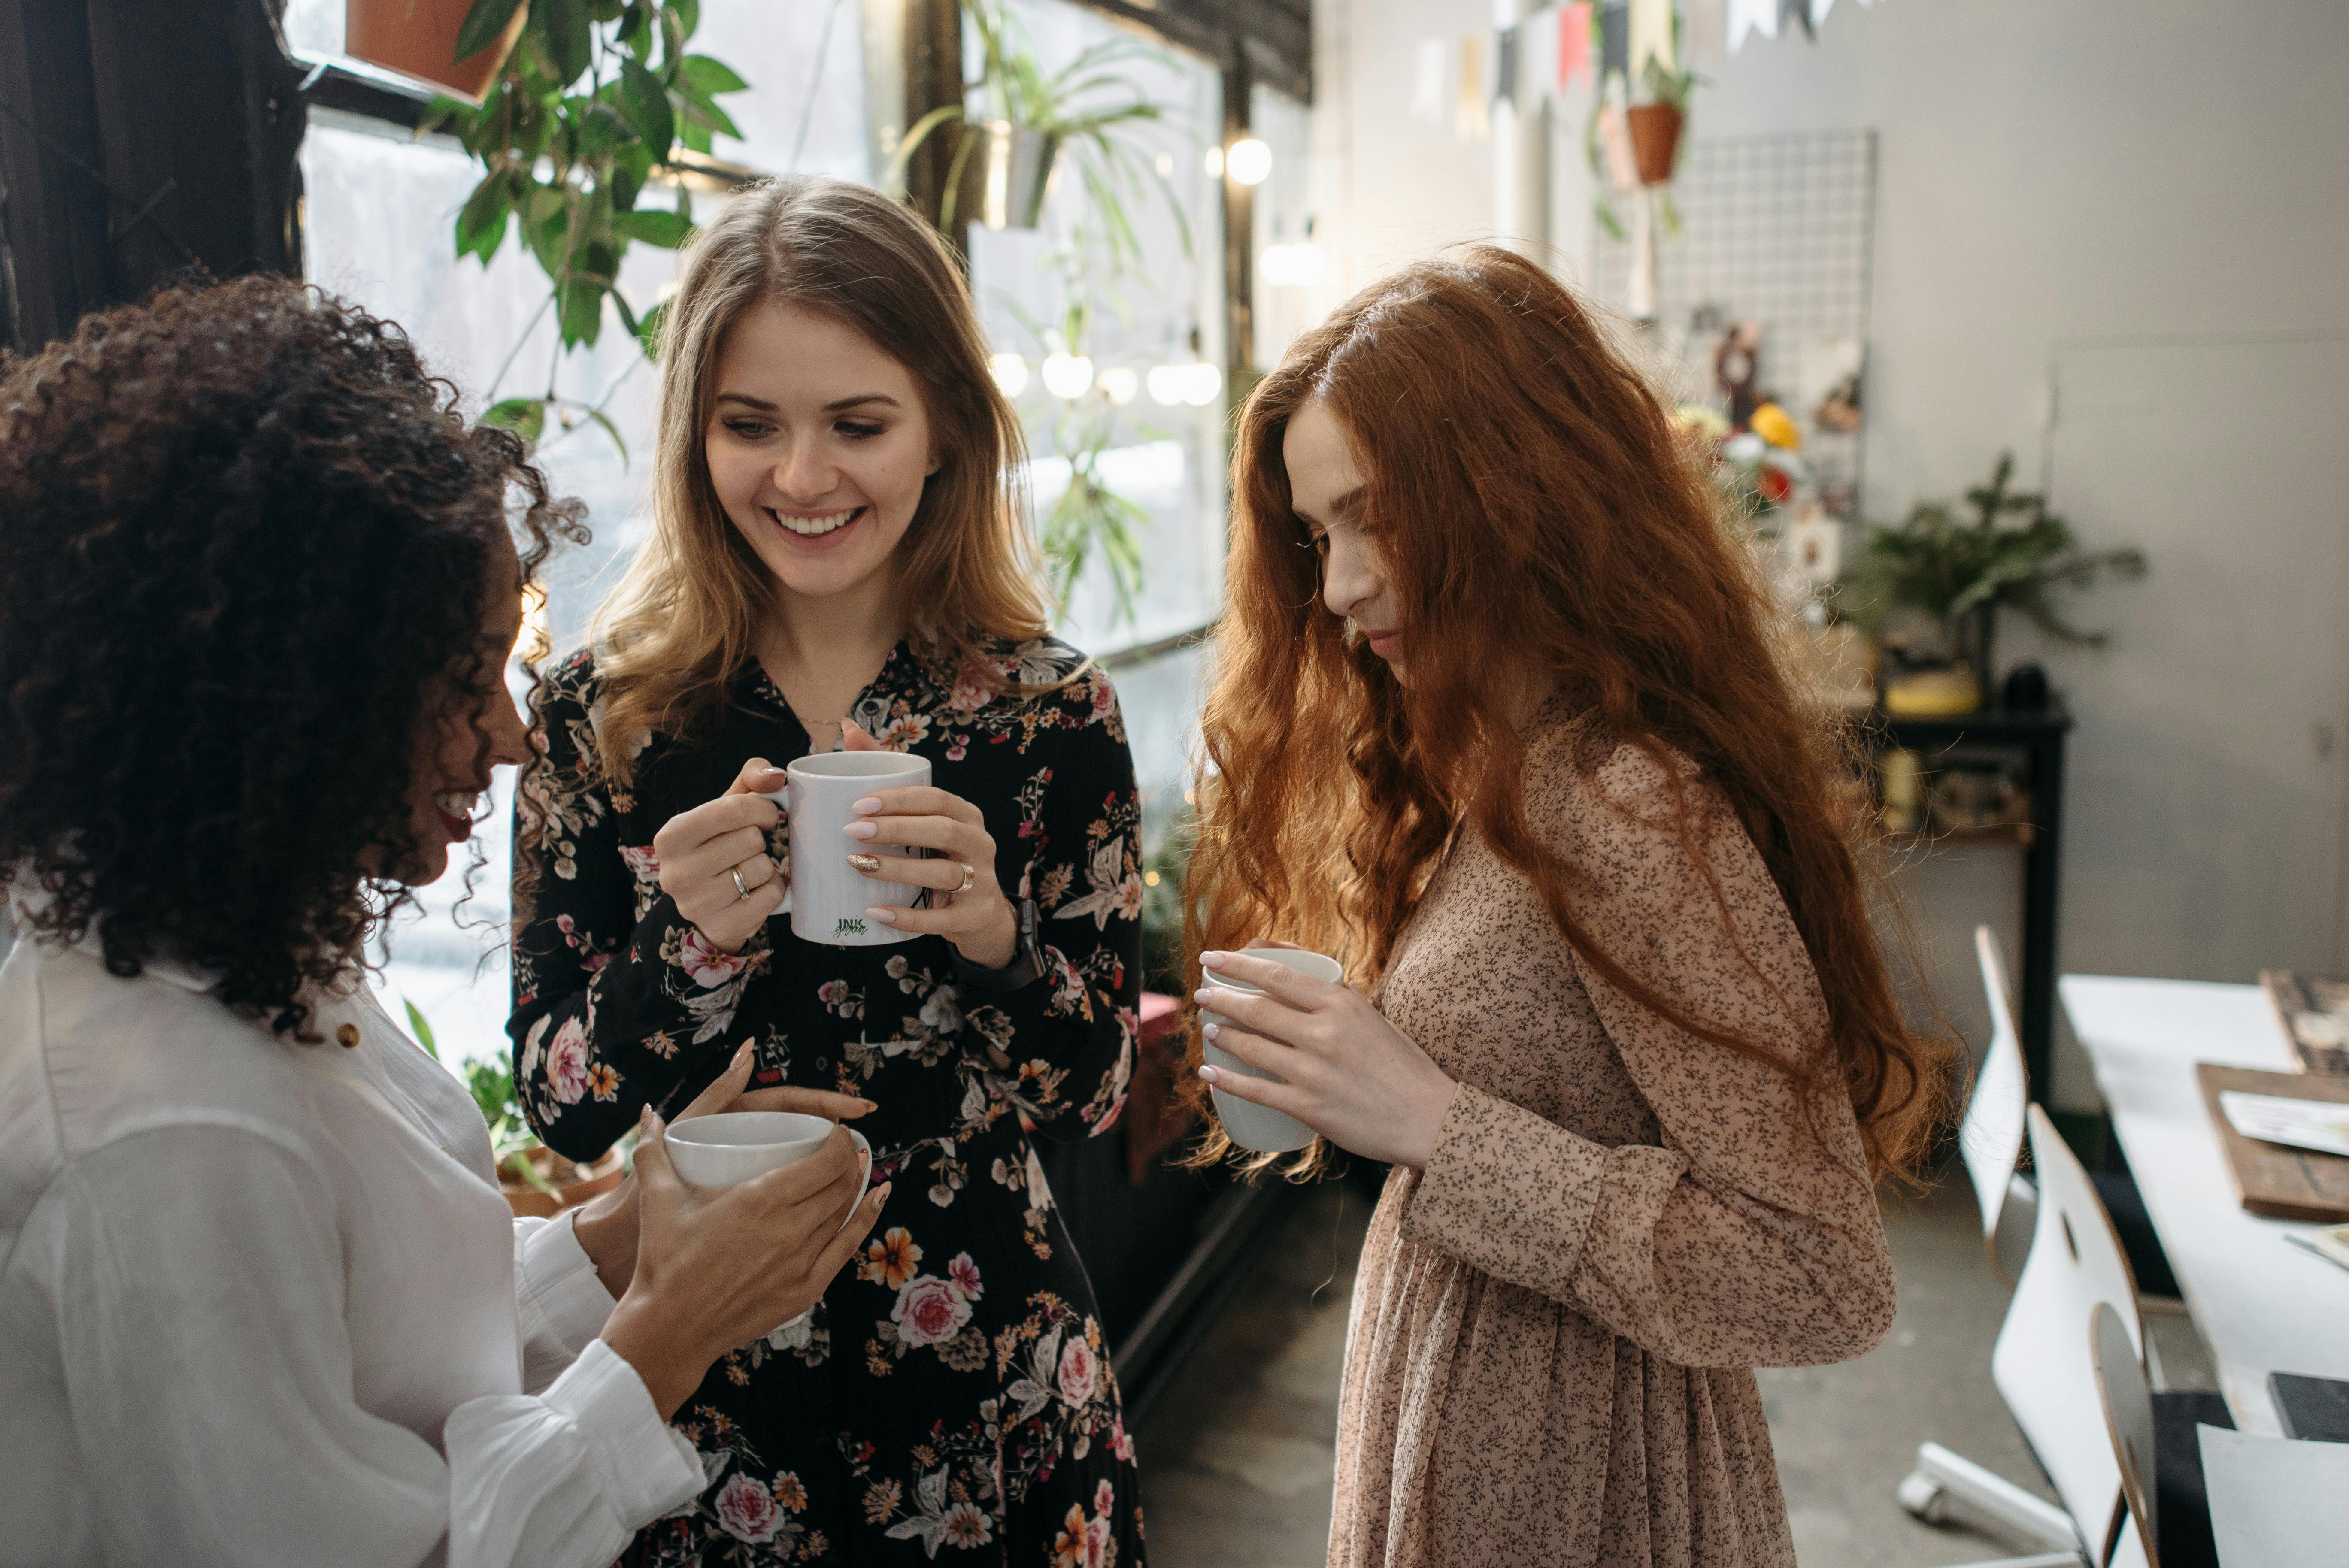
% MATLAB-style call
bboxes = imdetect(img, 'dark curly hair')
[0,275,586,1038]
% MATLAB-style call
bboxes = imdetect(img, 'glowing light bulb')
[1040,351,1095,400]
[1201,144,1224,179]
[1224,136,1271,186]
[989,352,1029,398]
[1181,361,1223,407]
[1146,364,1188,406]
[1097,366,1139,406]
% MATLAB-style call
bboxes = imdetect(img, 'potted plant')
[346,0,531,102]
[420,0,751,454]
[1627,55,1694,186]
[1842,452,2149,708]
[888,0,1177,260]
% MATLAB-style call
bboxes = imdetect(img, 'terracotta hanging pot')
[499,1145,625,1219]
[1625,103,1684,186]
[346,0,530,103]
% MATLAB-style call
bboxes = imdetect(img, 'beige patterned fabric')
[1329,703,1895,1568]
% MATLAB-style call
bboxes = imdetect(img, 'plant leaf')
[456,172,513,264]
[632,298,668,360]
[402,999,440,1061]
[620,52,675,154]
[678,54,748,95]
[456,0,526,62]
[585,406,628,463]
[558,275,606,347]
[612,208,691,247]
[482,396,547,445]
[532,0,593,88]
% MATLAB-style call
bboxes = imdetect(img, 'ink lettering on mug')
[835,917,867,937]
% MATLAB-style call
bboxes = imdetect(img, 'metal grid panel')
[1592,129,1877,511]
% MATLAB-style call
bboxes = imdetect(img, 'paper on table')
[2197,1424,2349,1567]
[2219,1090,2349,1157]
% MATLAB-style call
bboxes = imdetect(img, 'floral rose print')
[715,1474,781,1544]
[511,639,1142,1565]
[891,1275,973,1348]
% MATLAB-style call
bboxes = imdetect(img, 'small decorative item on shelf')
[1843,452,2149,705]
[2002,662,2051,711]
[1928,763,2030,839]
[1883,665,1983,717]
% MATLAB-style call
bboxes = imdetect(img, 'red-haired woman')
[1182,247,1946,1567]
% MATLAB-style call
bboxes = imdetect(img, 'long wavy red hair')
[1182,247,1948,1181]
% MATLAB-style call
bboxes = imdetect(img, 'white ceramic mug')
[661,1113,873,1338]
[1202,948,1344,1153]
[761,751,931,946]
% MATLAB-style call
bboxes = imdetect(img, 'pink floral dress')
[512,638,1145,1567]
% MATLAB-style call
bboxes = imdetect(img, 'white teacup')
[760,751,931,947]
[1202,948,1344,1153]
[661,1113,873,1338]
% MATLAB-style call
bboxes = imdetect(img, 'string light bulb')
[1224,136,1272,186]
[988,352,1029,398]
[1039,351,1094,401]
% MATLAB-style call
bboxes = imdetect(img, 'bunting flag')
[1780,0,1816,40]
[1599,1,1629,83]
[1456,33,1492,142]
[1629,0,1674,77]
[1685,0,1725,54]
[1728,0,1778,49]
[1410,36,1452,125]
[1494,23,1521,106]
[1558,2,1594,89]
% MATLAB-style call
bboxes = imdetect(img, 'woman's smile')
[767,502,868,543]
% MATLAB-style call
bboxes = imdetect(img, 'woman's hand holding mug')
[652,757,789,953]
[596,1039,888,1419]
[1193,948,1461,1171]
[837,722,1016,969]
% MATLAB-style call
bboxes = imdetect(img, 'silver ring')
[730,866,750,902]
[954,862,976,895]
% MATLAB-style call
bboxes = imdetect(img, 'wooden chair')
[2091,1299,2234,1568]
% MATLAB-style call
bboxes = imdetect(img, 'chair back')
[1961,925,2033,1277]
[2092,1298,2161,1566]
[1993,1104,2146,1561]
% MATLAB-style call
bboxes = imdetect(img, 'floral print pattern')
[512,638,1145,1565]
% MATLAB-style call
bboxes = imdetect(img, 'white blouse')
[0,915,702,1566]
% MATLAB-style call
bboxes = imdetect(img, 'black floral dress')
[511,636,1147,1568]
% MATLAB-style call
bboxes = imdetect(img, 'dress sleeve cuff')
[541,1338,704,1529]
[1399,1081,1613,1301]
[516,1211,618,1366]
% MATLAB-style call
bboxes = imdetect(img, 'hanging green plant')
[420,0,751,456]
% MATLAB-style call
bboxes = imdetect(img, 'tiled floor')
[1132,1167,2217,1568]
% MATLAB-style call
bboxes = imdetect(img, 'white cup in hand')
[759,752,931,946]
[663,1114,874,1338]
[1203,948,1343,1153]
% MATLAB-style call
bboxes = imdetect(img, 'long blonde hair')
[588,176,1053,781]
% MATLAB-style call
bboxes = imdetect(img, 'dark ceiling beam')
[1072,0,1310,103]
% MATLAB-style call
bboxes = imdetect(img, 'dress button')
[335,1023,360,1048]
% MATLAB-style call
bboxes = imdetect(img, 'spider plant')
[887,0,1188,272]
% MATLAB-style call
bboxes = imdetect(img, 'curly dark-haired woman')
[509,177,1145,1566]
[0,277,887,1568]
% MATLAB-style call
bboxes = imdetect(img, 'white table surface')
[2060,975,2349,1435]
[2197,1425,2349,1567]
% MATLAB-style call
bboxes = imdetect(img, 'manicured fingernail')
[1197,1064,1219,1082]
[1203,1021,1220,1040]
[875,1182,894,1202]
[1192,987,1215,1005]
[844,820,878,840]
[866,907,897,925]
[733,1041,753,1066]
[759,766,788,777]
[852,796,882,814]
[846,853,882,872]
[1200,951,1227,968]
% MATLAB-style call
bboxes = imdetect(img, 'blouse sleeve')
[46,1125,700,1568]
[1399,740,1897,1369]
[965,665,1142,1143]
[510,654,773,1162]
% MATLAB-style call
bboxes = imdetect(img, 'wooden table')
[2059,975,2349,1434]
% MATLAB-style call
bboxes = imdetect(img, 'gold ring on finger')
[730,865,750,902]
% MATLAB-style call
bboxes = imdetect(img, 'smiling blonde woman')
[508,177,1146,1567]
